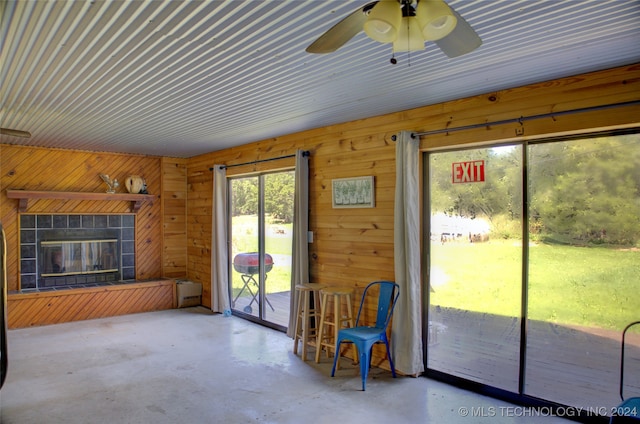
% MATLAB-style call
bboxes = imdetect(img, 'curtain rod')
[209,150,309,171]
[410,100,640,139]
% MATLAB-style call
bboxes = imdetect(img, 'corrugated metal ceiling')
[1,0,639,158]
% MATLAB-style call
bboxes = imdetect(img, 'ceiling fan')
[0,128,31,138]
[306,0,482,59]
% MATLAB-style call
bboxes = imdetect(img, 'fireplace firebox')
[19,214,135,291]
[39,237,119,287]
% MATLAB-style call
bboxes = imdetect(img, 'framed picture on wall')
[331,176,375,208]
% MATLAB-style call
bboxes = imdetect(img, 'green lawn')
[230,215,292,296]
[430,240,640,331]
[229,214,639,331]
[529,243,639,330]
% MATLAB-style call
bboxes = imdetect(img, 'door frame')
[227,170,293,332]
[422,128,640,418]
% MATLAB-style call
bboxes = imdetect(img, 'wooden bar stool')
[293,283,325,361]
[315,286,355,363]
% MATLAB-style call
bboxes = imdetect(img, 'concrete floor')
[0,307,573,424]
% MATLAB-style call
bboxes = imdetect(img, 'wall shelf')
[6,189,157,213]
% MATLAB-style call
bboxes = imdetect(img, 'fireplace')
[19,214,136,291]
[39,230,120,287]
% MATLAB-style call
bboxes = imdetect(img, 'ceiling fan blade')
[0,128,31,138]
[435,7,482,58]
[306,2,377,54]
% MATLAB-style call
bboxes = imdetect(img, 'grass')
[528,244,639,330]
[430,240,640,331]
[229,214,640,331]
[230,215,292,297]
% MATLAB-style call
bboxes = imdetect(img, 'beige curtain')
[211,165,231,315]
[391,131,424,376]
[286,150,310,337]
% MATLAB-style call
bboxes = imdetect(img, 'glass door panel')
[263,172,294,326]
[526,134,640,411]
[230,176,260,317]
[229,171,294,330]
[427,145,523,392]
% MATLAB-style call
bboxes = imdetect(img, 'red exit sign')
[452,160,485,183]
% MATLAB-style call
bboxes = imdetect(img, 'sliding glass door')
[425,131,640,415]
[426,145,523,392]
[229,171,294,330]
[525,134,640,409]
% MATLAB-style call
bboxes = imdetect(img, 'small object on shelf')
[125,175,146,194]
[99,174,119,193]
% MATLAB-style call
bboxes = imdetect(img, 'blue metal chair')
[331,281,400,391]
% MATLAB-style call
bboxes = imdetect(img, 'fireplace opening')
[19,214,135,291]
[37,228,122,288]
[40,239,119,280]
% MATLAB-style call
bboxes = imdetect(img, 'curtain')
[286,150,310,337]
[211,165,231,316]
[391,131,424,376]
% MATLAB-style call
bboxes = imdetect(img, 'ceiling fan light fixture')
[393,16,425,52]
[306,0,481,58]
[416,0,457,41]
[363,0,402,43]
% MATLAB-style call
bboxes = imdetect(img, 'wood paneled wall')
[186,64,640,316]
[161,157,188,279]
[0,146,163,291]
[1,64,638,332]
[7,280,175,329]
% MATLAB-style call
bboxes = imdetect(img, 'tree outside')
[430,134,640,247]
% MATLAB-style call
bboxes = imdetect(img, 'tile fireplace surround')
[19,214,136,291]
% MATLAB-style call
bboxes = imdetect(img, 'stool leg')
[333,295,342,370]
[315,292,328,363]
[301,291,310,361]
[309,290,322,352]
[346,294,355,361]
[293,289,303,355]
[329,291,355,374]
[345,294,354,328]
[332,294,340,359]
[310,290,320,355]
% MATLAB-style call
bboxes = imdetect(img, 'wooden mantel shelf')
[6,189,157,213]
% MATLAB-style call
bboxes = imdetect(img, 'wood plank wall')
[187,64,639,304]
[6,280,175,329]
[1,64,638,333]
[186,64,640,366]
[0,146,164,291]
[161,157,188,279]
